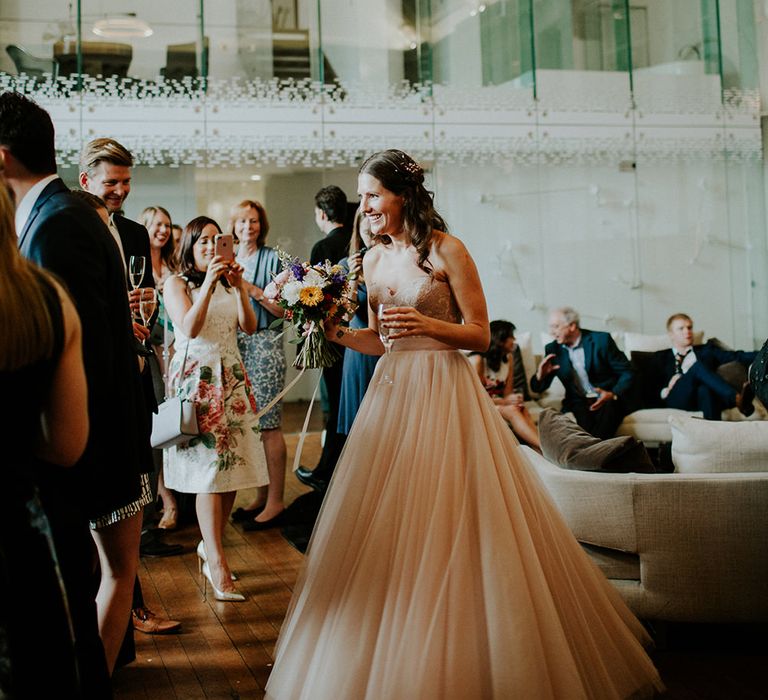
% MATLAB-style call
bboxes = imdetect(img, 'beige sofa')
[515,330,764,445]
[521,445,768,623]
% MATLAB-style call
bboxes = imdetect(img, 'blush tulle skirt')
[266,349,663,700]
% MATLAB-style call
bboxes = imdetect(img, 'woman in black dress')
[0,186,89,695]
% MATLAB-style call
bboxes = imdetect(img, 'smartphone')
[214,233,234,262]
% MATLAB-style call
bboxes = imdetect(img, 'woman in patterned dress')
[163,217,268,601]
[229,200,288,530]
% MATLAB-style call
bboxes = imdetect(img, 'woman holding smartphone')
[163,217,267,601]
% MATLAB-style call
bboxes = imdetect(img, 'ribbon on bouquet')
[253,321,324,473]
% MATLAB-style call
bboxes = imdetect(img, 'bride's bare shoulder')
[430,231,471,267]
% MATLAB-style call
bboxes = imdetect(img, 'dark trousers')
[40,498,113,698]
[312,351,347,482]
[568,396,627,440]
[665,362,736,420]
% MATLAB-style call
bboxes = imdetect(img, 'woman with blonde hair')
[0,184,89,695]
[140,205,179,529]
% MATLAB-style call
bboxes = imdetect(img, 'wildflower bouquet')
[264,253,356,369]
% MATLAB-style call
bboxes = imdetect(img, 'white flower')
[282,281,302,305]
[263,282,279,300]
[302,269,324,288]
[274,269,291,284]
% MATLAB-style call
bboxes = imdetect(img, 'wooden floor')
[113,403,768,699]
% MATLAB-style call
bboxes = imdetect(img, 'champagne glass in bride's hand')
[377,302,395,385]
[139,288,157,328]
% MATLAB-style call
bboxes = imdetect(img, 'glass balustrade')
[0,0,763,346]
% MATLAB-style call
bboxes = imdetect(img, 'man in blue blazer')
[650,313,756,419]
[1,90,145,695]
[530,307,634,439]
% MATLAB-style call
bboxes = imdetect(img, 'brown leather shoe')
[132,607,182,635]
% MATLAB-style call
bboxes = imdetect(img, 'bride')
[266,150,663,699]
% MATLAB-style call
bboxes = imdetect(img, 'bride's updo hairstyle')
[359,149,447,275]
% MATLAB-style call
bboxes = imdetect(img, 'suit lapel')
[113,215,129,252]
[581,331,594,374]
[557,342,572,378]
[17,178,66,252]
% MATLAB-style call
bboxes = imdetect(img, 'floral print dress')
[164,280,268,494]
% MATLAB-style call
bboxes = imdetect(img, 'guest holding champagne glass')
[163,217,268,600]
[141,205,179,530]
[6,96,147,685]
[265,149,662,699]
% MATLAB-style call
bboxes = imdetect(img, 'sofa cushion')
[670,415,768,473]
[624,330,705,357]
[617,407,703,444]
[514,331,536,396]
[538,408,656,473]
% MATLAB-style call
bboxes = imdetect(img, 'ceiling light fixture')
[93,14,153,39]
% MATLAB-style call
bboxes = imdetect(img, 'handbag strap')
[172,274,193,399]
[175,338,191,396]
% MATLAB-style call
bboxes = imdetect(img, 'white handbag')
[151,396,199,449]
[150,340,199,449]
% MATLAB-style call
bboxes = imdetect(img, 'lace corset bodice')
[368,273,461,352]
[173,281,240,356]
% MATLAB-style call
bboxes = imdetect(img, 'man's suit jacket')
[18,178,144,517]
[648,342,757,398]
[530,329,634,410]
[114,214,154,288]
[114,213,158,467]
[310,225,351,265]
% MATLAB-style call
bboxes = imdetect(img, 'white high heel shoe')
[201,561,246,602]
[196,540,238,581]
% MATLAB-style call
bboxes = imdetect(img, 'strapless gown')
[266,274,663,700]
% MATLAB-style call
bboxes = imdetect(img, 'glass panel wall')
[0,0,764,352]
[531,0,632,111]
[630,0,722,113]
[0,0,72,80]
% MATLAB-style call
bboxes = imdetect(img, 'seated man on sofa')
[650,313,756,420]
[531,307,634,439]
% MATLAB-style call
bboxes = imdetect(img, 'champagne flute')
[128,255,146,291]
[139,288,157,327]
[377,302,395,385]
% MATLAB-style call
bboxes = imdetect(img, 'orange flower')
[299,286,323,306]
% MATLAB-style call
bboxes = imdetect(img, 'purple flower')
[290,262,305,281]
[331,272,346,286]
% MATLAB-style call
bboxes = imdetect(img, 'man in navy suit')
[530,307,634,439]
[651,313,756,420]
[1,90,145,696]
[80,138,183,642]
